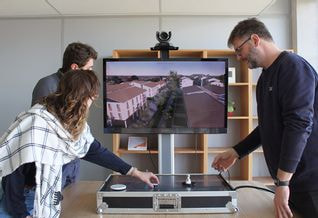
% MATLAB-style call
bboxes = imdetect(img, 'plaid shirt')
[0,104,94,218]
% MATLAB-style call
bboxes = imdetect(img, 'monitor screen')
[103,58,228,134]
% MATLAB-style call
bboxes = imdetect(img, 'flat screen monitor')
[103,58,228,134]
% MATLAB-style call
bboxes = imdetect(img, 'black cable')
[221,169,274,194]
[234,185,275,194]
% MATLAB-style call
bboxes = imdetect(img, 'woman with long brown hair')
[0,69,159,218]
[0,69,100,217]
[43,69,99,140]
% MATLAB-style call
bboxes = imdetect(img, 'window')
[108,104,112,111]
[117,104,120,112]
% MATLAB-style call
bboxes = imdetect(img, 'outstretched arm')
[82,139,132,174]
[212,127,261,172]
[82,139,159,187]
[212,148,239,172]
[233,126,261,158]
[128,167,160,188]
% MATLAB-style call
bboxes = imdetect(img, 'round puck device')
[110,184,126,191]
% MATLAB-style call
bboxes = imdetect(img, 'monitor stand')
[158,134,174,174]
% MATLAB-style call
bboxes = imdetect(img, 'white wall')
[292,0,318,70]
[0,0,292,180]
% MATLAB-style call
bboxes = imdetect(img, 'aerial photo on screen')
[104,60,226,132]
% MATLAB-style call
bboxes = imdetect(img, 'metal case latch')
[153,193,181,212]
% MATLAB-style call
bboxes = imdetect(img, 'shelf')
[253,176,274,185]
[175,147,204,154]
[112,49,159,58]
[117,148,158,154]
[208,147,228,153]
[169,50,205,58]
[208,147,264,154]
[228,116,249,120]
[206,49,236,56]
[229,82,249,86]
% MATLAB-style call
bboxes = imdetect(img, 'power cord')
[221,170,275,194]
[234,185,275,194]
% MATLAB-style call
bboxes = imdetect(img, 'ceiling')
[0,0,276,17]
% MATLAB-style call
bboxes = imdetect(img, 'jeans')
[62,158,80,189]
[0,186,35,217]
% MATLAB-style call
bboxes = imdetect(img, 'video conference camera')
[151,31,179,59]
[156,31,171,43]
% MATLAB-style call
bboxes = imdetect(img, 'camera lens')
[159,32,169,40]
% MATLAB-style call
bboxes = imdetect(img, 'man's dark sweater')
[1,70,132,218]
[234,51,318,192]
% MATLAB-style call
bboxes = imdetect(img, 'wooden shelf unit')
[253,176,274,185]
[111,49,258,180]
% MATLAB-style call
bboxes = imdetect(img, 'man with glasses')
[0,42,159,218]
[212,18,318,218]
[234,37,250,55]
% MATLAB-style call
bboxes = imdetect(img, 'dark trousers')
[289,190,318,218]
[62,158,81,189]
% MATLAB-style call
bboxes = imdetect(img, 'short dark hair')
[62,42,98,73]
[227,18,273,48]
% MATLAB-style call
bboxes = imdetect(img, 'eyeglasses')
[234,37,251,55]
